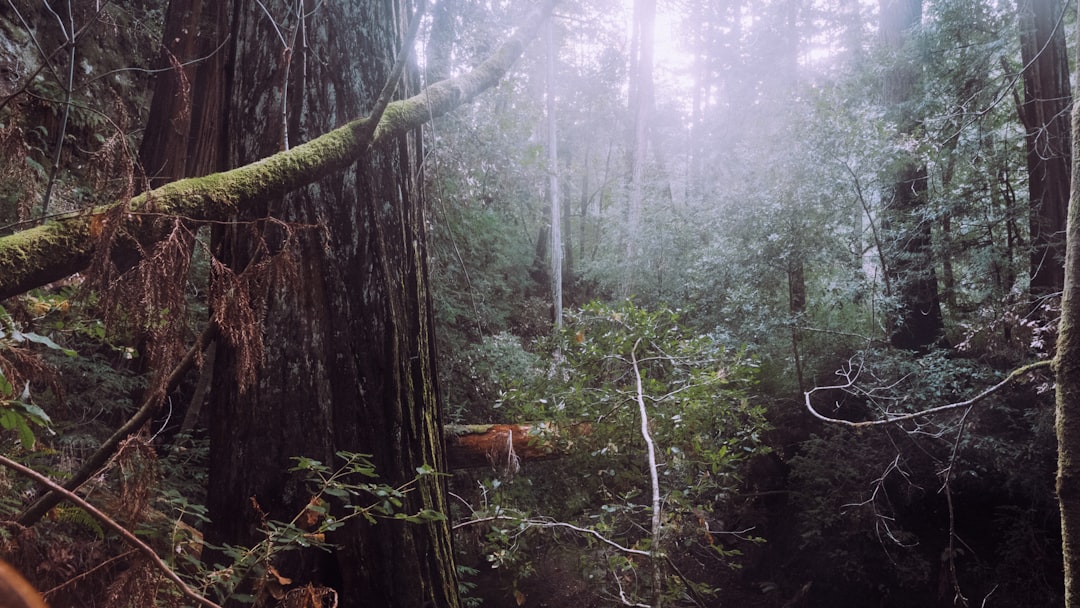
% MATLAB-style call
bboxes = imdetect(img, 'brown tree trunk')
[138,0,230,185]
[879,0,946,351]
[196,2,457,607]
[1056,4,1080,604]
[1019,0,1072,297]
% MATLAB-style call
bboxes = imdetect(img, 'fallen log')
[444,423,589,471]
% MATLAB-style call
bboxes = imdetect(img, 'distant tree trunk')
[788,257,806,393]
[879,0,946,351]
[1018,0,1071,297]
[622,0,655,295]
[546,20,562,329]
[190,2,457,607]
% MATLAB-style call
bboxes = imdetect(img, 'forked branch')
[804,358,1053,428]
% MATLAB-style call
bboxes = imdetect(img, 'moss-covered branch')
[0,0,558,301]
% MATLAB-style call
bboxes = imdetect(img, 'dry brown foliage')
[210,217,303,392]
[108,436,159,526]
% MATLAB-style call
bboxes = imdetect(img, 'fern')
[54,505,105,540]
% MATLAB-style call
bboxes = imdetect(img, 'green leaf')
[16,402,52,427]
[22,332,77,356]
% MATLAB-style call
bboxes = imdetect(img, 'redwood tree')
[196,2,455,606]
[879,0,946,351]
[1018,0,1072,297]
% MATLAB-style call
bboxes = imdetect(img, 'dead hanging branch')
[803,357,1053,428]
[0,0,560,301]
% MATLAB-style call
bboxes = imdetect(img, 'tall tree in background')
[879,0,946,350]
[622,0,655,294]
[546,20,563,328]
[1018,0,1071,297]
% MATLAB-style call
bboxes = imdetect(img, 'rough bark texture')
[1057,3,1080,602]
[138,0,230,185]
[1019,0,1072,296]
[201,2,455,606]
[879,0,946,351]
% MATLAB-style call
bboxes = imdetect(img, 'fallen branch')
[0,0,559,301]
[0,454,222,608]
[444,422,589,469]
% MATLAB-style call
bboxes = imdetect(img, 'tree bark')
[1019,0,1072,297]
[879,0,946,351]
[1056,5,1080,604]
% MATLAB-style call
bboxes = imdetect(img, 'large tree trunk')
[198,2,456,606]
[1056,2,1080,604]
[1019,0,1072,297]
[879,0,946,351]
[1056,4,1080,604]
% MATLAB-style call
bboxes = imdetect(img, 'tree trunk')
[197,2,457,607]
[879,0,946,351]
[546,20,563,329]
[138,0,230,185]
[622,0,655,294]
[1019,0,1072,297]
[1056,5,1080,604]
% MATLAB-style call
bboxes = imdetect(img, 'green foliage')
[177,452,446,604]
[463,301,769,604]
[0,304,69,451]
[442,331,541,423]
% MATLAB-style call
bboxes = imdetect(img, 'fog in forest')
[0,1,1073,607]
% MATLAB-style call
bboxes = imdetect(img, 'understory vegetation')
[0,0,1072,607]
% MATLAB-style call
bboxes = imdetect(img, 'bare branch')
[804,359,1052,428]
[453,514,652,557]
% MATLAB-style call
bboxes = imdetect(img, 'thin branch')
[0,455,222,608]
[804,359,1052,428]
[453,514,652,557]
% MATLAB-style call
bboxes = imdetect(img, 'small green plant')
[0,304,72,450]
[176,451,446,604]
